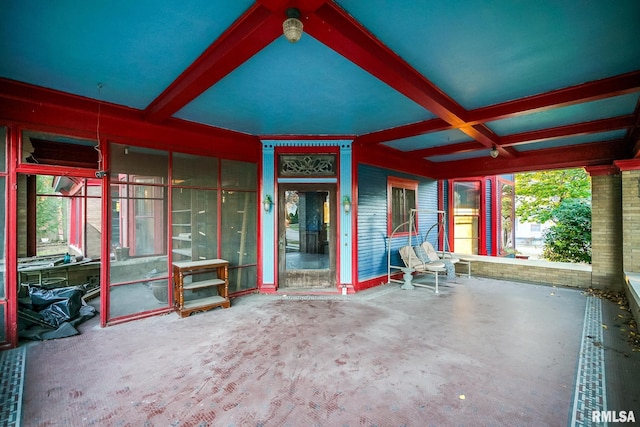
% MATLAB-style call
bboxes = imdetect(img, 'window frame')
[387,177,418,237]
[450,179,483,255]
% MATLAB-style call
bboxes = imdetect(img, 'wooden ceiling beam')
[501,115,636,147]
[467,71,640,125]
[429,139,628,179]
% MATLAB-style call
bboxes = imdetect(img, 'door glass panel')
[284,190,330,270]
[109,143,169,320]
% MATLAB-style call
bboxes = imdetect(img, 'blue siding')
[485,179,493,255]
[356,164,438,281]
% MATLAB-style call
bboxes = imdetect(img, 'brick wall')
[591,174,623,290]
[622,170,640,272]
[454,256,592,288]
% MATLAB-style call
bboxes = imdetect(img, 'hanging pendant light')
[283,8,303,43]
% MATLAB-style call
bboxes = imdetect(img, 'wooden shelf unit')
[172,259,230,317]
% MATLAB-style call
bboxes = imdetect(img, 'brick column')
[587,166,623,290]
[615,160,640,273]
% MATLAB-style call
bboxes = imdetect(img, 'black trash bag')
[28,286,84,328]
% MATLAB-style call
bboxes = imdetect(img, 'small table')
[172,259,230,317]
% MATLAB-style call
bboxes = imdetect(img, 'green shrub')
[542,199,591,263]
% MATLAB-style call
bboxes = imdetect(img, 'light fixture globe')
[490,146,499,158]
[283,8,303,43]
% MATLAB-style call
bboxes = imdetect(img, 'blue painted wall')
[356,164,438,282]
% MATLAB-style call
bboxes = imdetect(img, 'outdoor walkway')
[13,277,640,426]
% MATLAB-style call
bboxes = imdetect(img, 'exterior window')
[453,180,481,254]
[388,177,417,235]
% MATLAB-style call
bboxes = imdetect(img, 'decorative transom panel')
[278,154,336,177]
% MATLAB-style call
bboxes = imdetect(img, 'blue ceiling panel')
[383,129,472,152]
[174,35,433,135]
[514,129,627,152]
[486,93,640,135]
[339,0,640,109]
[427,149,490,163]
[0,0,253,108]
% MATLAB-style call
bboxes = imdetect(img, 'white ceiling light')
[283,8,303,43]
[490,146,499,158]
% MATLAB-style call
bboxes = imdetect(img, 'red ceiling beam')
[0,79,260,161]
[144,4,282,123]
[306,2,505,153]
[467,71,640,124]
[429,139,628,179]
[500,115,636,147]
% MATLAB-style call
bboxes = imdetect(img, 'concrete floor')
[19,277,640,426]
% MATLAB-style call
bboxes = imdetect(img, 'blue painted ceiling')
[1,0,639,174]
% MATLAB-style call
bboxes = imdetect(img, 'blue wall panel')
[356,164,438,282]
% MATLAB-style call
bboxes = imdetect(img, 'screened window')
[388,177,417,235]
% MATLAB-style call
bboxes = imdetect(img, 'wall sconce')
[263,195,273,212]
[342,196,351,213]
[283,8,303,43]
[490,145,499,159]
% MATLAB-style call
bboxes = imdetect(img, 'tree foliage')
[515,168,591,223]
[542,199,592,263]
[36,175,62,239]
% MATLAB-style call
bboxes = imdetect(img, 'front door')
[278,184,336,289]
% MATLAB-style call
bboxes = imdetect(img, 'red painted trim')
[355,275,394,292]
[100,138,110,326]
[479,178,487,256]
[350,152,357,287]
[5,126,18,347]
[106,306,175,326]
[490,176,499,256]
[16,163,98,179]
[144,4,282,122]
[614,158,640,171]
[437,180,445,250]
[585,164,619,176]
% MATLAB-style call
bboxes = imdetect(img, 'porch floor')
[19,277,640,426]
